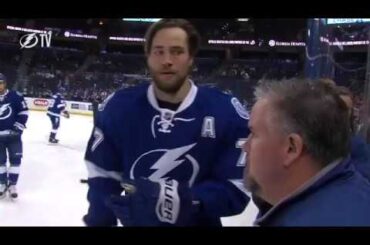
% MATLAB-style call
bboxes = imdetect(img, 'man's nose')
[161,52,173,67]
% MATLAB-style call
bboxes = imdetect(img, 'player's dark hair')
[144,19,200,57]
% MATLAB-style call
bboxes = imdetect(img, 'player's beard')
[150,68,190,95]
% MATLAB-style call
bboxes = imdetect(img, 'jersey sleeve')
[57,98,66,112]
[83,93,124,226]
[192,97,250,223]
[13,93,29,132]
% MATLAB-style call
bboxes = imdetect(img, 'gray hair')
[254,78,351,166]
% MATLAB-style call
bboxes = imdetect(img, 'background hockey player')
[47,89,70,144]
[83,19,250,226]
[0,73,29,200]
[90,95,101,125]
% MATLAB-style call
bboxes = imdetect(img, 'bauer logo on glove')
[155,178,180,224]
[106,177,194,226]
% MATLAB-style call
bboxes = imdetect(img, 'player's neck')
[153,78,191,104]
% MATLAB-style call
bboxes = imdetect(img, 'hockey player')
[0,73,28,200]
[83,19,250,226]
[47,90,70,144]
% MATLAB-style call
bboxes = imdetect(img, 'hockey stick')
[80,179,88,184]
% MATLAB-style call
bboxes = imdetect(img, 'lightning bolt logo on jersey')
[84,81,250,226]
[0,90,28,132]
[0,104,12,120]
[129,143,199,187]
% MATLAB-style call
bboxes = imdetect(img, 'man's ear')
[283,133,304,168]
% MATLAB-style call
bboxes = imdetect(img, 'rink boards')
[25,97,93,116]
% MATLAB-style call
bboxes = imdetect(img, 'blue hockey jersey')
[47,93,66,117]
[0,89,28,133]
[84,81,250,226]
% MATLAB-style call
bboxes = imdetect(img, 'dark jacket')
[351,135,370,182]
[254,158,370,226]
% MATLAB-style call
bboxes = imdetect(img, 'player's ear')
[188,56,194,68]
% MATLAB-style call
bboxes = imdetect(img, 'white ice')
[0,111,258,226]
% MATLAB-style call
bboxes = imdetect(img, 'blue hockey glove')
[106,177,197,226]
[62,110,70,119]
